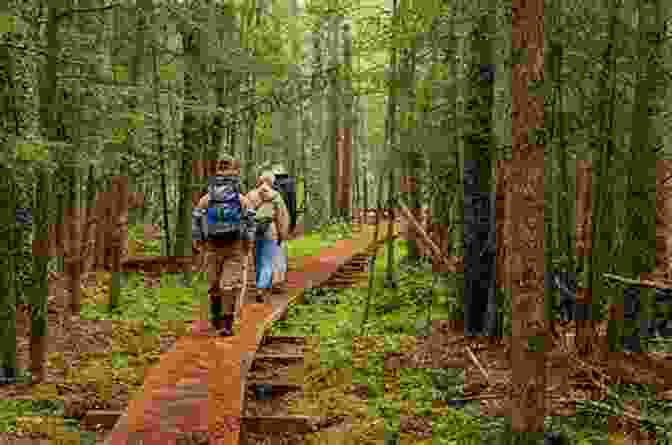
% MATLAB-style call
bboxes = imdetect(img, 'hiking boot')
[221,314,234,337]
[255,290,265,303]
[256,289,270,304]
[213,315,234,337]
[271,282,287,295]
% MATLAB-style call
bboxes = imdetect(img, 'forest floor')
[2,222,672,444]
[0,224,174,445]
[270,239,672,445]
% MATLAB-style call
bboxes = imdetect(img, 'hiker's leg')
[255,239,264,287]
[271,241,287,293]
[255,239,274,302]
[219,240,243,315]
[281,242,288,280]
[205,244,224,330]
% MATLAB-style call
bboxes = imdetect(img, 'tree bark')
[506,0,547,436]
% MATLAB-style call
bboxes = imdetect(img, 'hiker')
[246,170,290,304]
[271,164,297,290]
[192,156,252,336]
[271,164,297,234]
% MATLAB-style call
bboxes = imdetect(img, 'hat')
[215,154,240,174]
[271,164,287,175]
[256,160,271,176]
[257,170,275,186]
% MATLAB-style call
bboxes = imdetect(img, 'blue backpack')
[204,175,242,241]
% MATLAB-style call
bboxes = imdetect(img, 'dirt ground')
[0,224,180,443]
[383,319,672,443]
[7,222,666,444]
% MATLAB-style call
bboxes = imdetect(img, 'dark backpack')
[273,175,297,231]
[204,175,242,241]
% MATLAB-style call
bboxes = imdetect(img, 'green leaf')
[126,111,145,129]
[0,13,17,35]
[14,141,49,162]
[159,63,177,81]
[112,64,129,83]
[111,127,128,145]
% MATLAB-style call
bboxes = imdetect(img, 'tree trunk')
[588,0,620,355]
[383,0,400,289]
[621,0,664,351]
[30,169,50,383]
[306,21,326,231]
[150,39,171,258]
[506,0,547,437]
[463,7,496,337]
[328,14,341,219]
[0,167,17,381]
[32,0,63,383]
[340,21,353,219]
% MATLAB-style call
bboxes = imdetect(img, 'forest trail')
[101,222,398,445]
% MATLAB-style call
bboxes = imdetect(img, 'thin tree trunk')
[151,41,171,257]
[32,0,63,383]
[463,7,496,337]
[0,167,17,381]
[340,21,353,219]
[383,0,400,288]
[621,0,664,351]
[30,170,50,383]
[585,0,619,356]
[328,14,341,219]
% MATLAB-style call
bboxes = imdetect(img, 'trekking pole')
[234,248,252,334]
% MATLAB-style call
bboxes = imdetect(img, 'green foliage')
[127,224,162,256]
[0,398,99,444]
[80,271,200,333]
[317,217,354,240]
[0,399,64,433]
[270,252,469,439]
[286,220,354,257]
[13,140,49,163]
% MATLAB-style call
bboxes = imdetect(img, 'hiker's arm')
[193,195,208,249]
[275,199,290,242]
[288,181,297,232]
[240,194,251,210]
[196,194,209,209]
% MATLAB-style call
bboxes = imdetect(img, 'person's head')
[215,155,240,176]
[257,171,275,188]
[271,164,288,176]
[258,183,274,202]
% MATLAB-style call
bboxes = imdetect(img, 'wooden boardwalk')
[101,223,397,445]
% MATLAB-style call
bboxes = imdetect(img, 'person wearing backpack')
[245,171,290,304]
[192,156,252,336]
[270,164,295,290]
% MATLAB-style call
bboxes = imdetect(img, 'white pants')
[272,242,288,284]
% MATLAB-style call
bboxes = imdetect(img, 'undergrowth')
[0,399,99,445]
[269,239,672,445]
[1,221,356,442]
[286,216,354,257]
